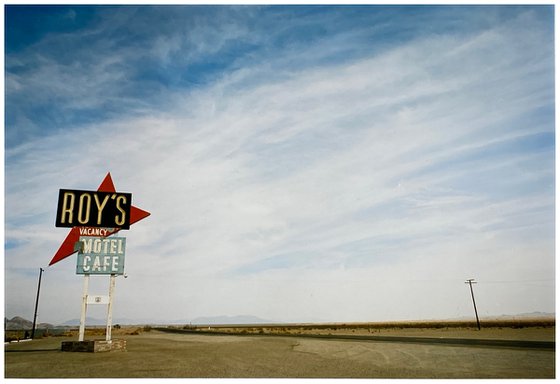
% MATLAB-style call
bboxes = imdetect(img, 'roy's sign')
[76,236,126,275]
[49,173,150,267]
[56,189,132,229]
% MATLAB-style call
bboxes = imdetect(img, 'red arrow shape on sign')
[49,172,150,266]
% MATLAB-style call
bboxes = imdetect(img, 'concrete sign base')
[61,339,126,353]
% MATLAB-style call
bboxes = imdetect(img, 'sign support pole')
[106,274,116,342]
[78,274,90,341]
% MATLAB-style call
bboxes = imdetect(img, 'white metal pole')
[78,274,90,342]
[106,274,116,342]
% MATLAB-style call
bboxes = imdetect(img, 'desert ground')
[5,321,555,378]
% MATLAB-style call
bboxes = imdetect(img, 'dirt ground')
[4,327,555,378]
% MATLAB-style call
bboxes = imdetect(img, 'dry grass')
[170,318,555,337]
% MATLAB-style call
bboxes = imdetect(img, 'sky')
[4,4,555,325]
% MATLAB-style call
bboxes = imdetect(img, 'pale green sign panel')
[76,236,126,275]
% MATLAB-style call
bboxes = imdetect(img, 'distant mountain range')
[5,316,53,330]
[62,315,274,326]
[6,315,276,328]
[448,311,555,321]
[501,311,555,320]
[189,315,274,325]
[5,312,555,329]
[61,317,151,326]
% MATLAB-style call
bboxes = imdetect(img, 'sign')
[76,236,126,275]
[87,295,109,305]
[78,227,114,237]
[56,189,132,229]
[50,173,150,266]
[50,173,150,343]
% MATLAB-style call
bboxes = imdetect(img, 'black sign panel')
[55,189,132,229]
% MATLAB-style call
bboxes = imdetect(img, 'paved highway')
[155,327,555,350]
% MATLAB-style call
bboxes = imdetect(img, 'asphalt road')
[155,327,555,350]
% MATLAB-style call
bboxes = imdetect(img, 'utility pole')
[465,278,481,330]
[31,268,44,339]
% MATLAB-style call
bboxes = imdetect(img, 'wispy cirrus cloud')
[5,6,554,323]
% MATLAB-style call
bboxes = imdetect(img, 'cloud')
[5,6,554,324]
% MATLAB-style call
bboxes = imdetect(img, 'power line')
[481,279,554,284]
